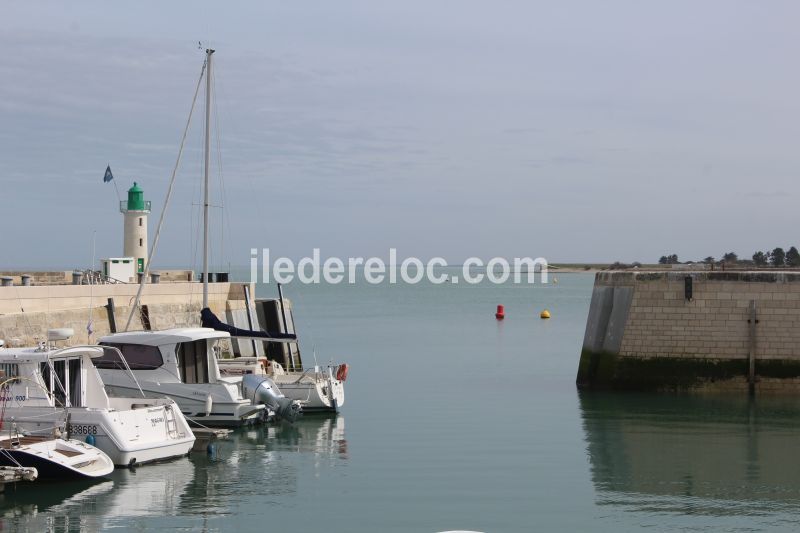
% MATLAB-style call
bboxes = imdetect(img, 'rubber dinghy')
[0,435,114,480]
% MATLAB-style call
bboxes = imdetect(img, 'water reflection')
[266,415,348,459]
[580,393,800,515]
[0,416,347,531]
[0,458,198,531]
[0,479,114,531]
[235,415,348,462]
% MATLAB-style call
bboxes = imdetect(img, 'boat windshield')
[95,343,164,370]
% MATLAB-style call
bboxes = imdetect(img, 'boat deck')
[0,435,53,449]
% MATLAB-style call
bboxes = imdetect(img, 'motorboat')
[211,298,347,413]
[218,356,344,414]
[0,434,113,479]
[0,331,195,466]
[96,328,269,427]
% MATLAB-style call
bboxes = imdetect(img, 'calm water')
[4,272,800,532]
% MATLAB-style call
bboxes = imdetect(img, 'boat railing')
[73,269,128,285]
[218,356,343,371]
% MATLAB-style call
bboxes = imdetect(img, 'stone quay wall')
[0,281,250,347]
[577,271,800,393]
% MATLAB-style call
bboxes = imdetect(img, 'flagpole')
[87,230,96,343]
[113,179,121,203]
[106,164,122,203]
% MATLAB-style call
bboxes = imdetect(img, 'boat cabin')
[98,328,230,385]
[0,346,115,409]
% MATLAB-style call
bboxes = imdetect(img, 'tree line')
[658,247,800,267]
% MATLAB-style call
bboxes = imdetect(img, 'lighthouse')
[120,182,150,274]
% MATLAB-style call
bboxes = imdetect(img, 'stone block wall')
[578,271,800,392]
[0,282,250,348]
[152,270,194,282]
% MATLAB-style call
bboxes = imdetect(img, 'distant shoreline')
[548,263,683,273]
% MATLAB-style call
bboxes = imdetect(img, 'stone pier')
[577,271,800,392]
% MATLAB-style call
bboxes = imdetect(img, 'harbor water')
[3,272,800,531]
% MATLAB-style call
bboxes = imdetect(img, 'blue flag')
[103,165,114,183]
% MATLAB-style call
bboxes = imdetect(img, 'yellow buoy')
[540,309,551,319]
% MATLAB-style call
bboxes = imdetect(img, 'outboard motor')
[242,374,302,423]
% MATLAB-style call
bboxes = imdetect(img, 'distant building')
[101,258,136,282]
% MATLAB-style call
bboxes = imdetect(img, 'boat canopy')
[0,346,105,363]
[200,308,297,342]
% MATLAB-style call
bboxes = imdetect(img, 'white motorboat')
[97,328,268,427]
[218,357,344,413]
[213,298,347,413]
[0,434,113,479]
[0,335,195,466]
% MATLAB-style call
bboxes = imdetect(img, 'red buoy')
[495,304,505,320]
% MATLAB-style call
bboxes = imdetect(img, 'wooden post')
[243,284,258,355]
[140,305,152,331]
[105,298,117,333]
[748,300,757,395]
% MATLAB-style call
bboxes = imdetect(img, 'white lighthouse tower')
[120,182,150,274]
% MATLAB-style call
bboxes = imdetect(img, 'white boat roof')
[0,345,105,362]
[99,327,230,346]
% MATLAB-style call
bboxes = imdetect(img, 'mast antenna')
[202,48,214,310]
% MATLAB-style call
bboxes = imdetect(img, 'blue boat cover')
[200,307,297,340]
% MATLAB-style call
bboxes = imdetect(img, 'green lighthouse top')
[121,182,151,212]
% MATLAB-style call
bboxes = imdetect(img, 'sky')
[1,1,799,269]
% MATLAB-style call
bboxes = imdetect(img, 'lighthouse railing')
[119,200,151,212]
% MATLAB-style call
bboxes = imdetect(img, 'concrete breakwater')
[0,281,251,349]
[578,271,800,392]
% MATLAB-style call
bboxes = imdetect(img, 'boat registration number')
[69,424,98,435]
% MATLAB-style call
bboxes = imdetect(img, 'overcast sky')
[2,1,799,269]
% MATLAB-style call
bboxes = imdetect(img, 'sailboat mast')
[202,48,214,309]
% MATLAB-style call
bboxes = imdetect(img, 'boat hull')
[102,383,264,428]
[0,439,114,479]
[276,378,344,413]
[0,451,100,479]
[2,406,194,467]
[217,359,345,413]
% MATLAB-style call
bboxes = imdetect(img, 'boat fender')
[85,434,96,446]
[205,394,213,417]
[47,328,74,342]
[336,363,349,382]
